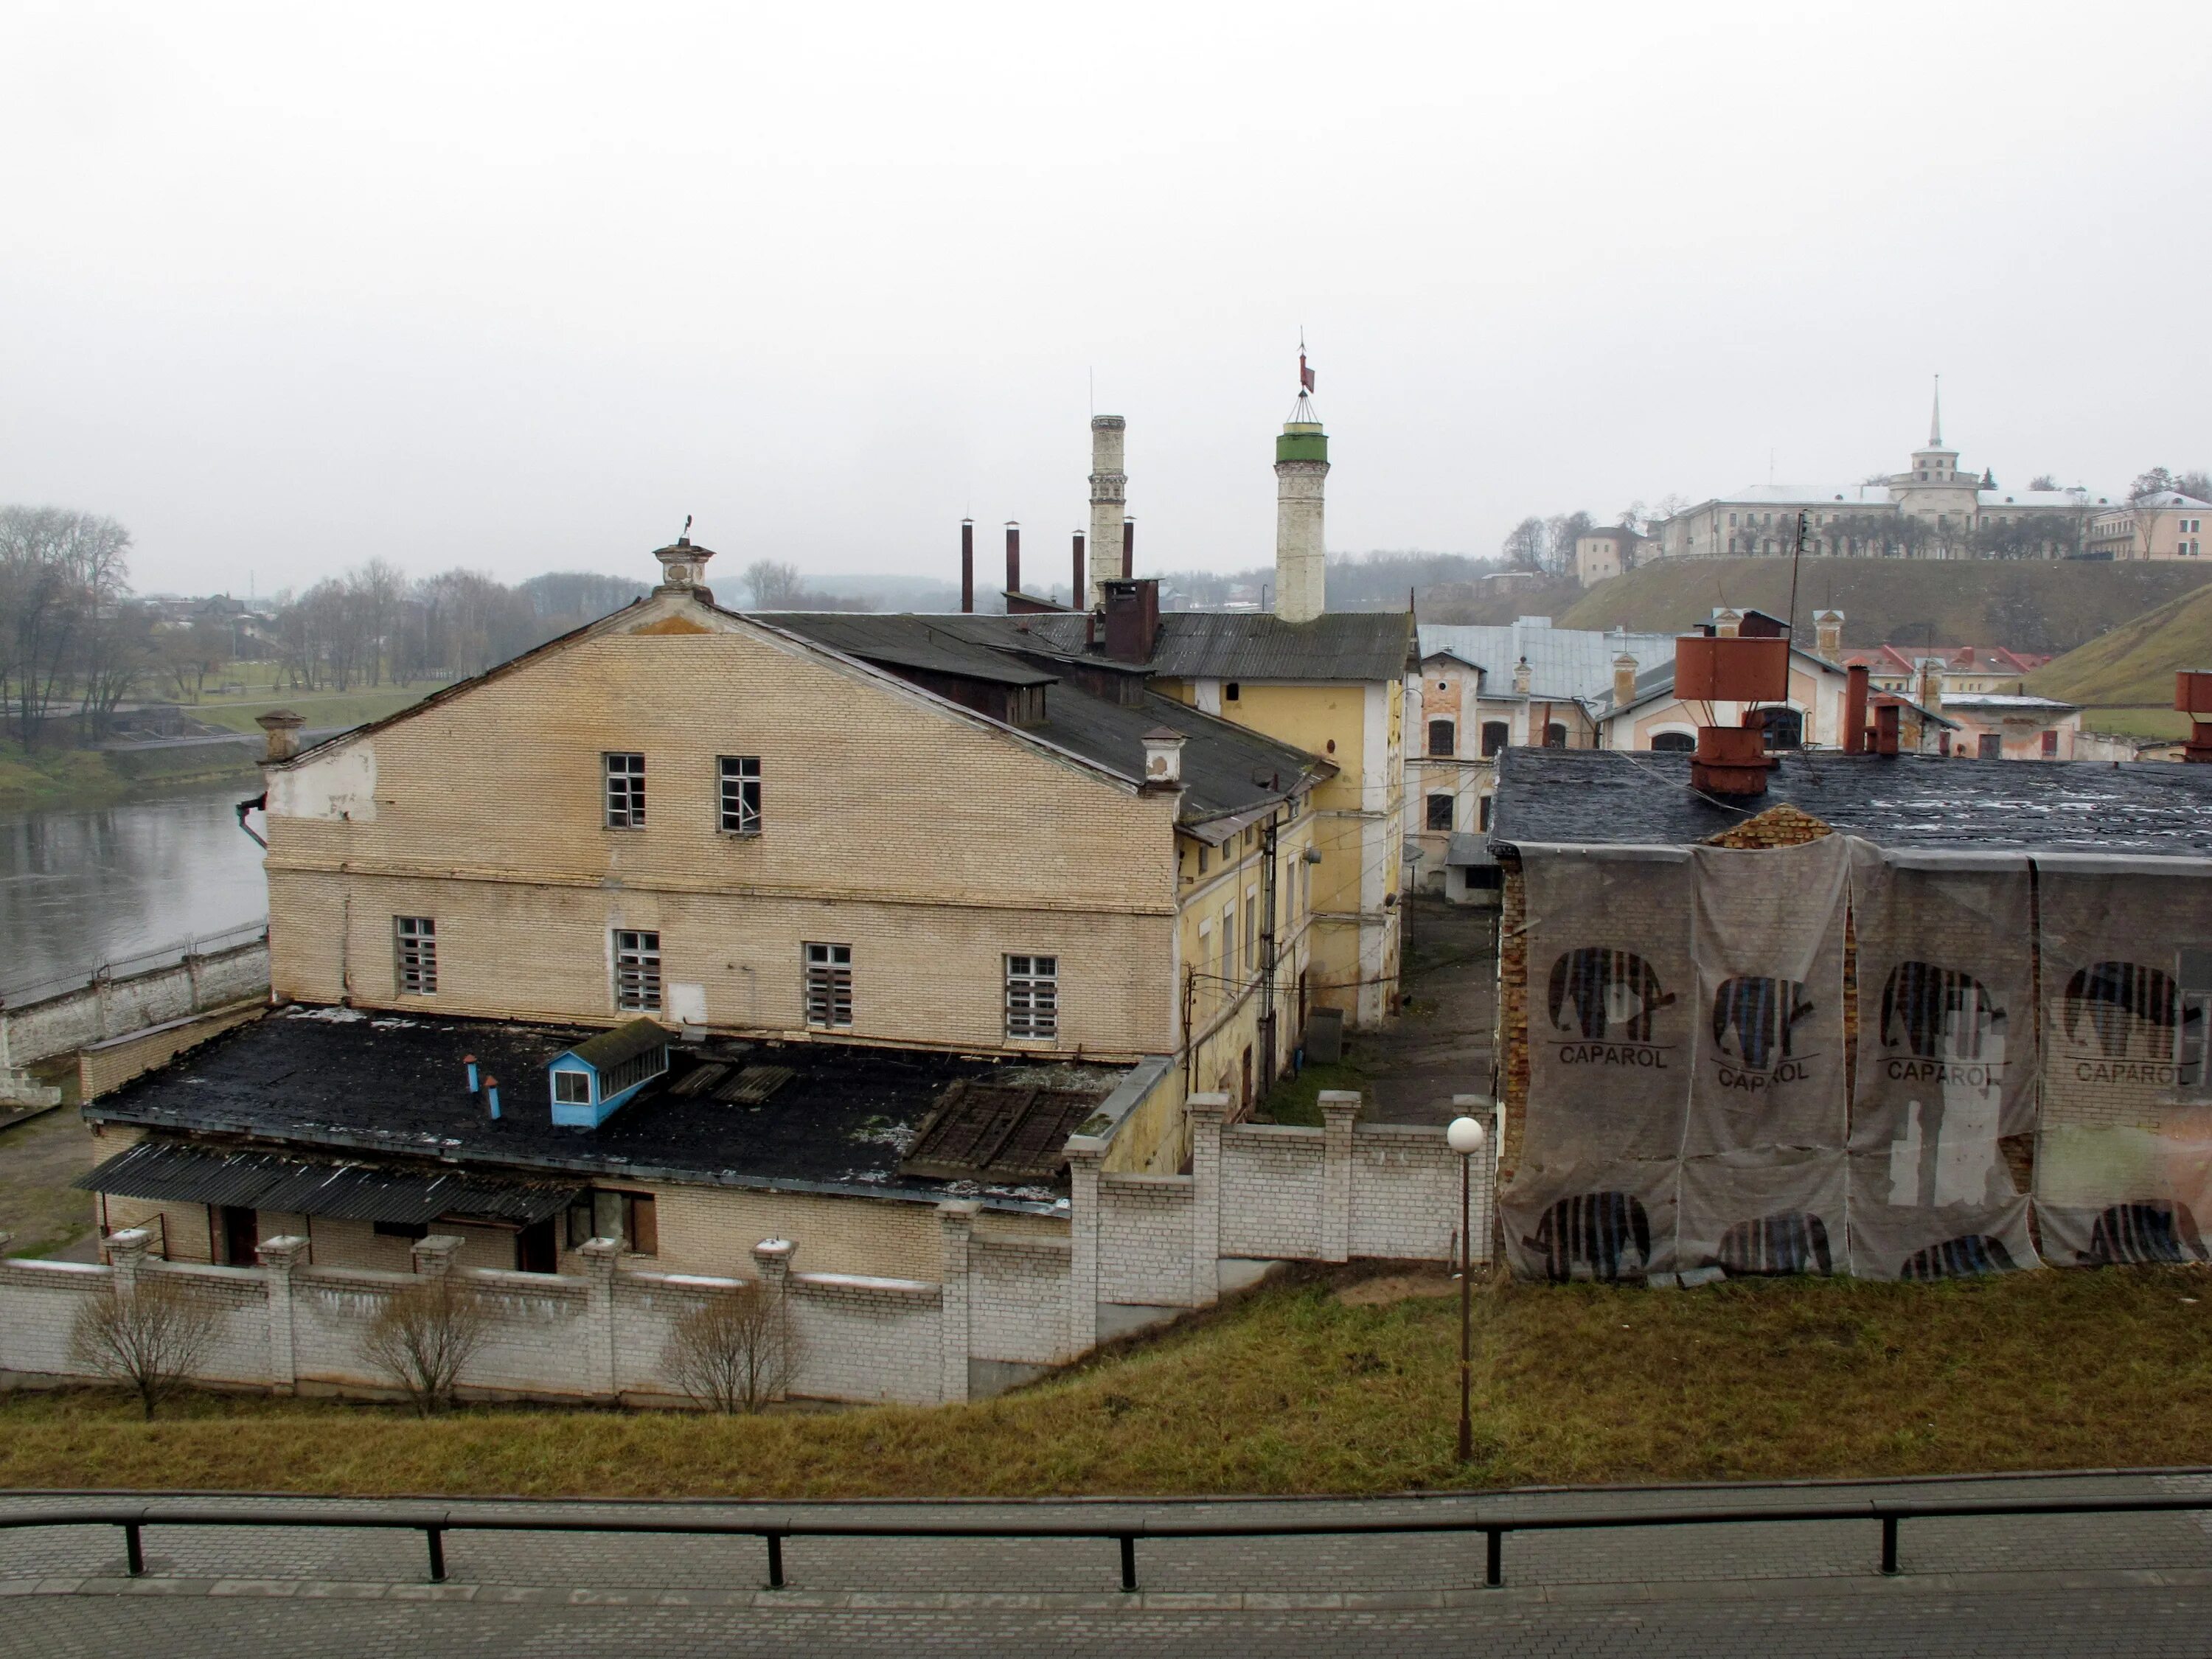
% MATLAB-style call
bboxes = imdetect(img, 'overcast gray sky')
[5,0,2209,598]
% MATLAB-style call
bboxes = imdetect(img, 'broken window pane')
[615,928,662,1011]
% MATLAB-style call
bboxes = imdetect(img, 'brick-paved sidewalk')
[6,1472,2212,1655]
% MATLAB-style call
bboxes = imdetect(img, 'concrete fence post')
[258,1234,309,1394]
[1319,1091,1360,1263]
[410,1234,462,1279]
[1186,1093,1231,1306]
[108,1225,152,1293]
[93,968,114,1043]
[185,948,206,1013]
[1065,1138,1104,1356]
[579,1236,623,1402]
[751,1238,796,1403]
[936,1200,979,1405]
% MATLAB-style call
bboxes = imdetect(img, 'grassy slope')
[1530,559,2212,657]
[9,1265,2212,1498]
[188,685,432,735]
[2025,583,2212,708]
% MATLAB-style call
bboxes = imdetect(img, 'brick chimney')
[1088,417,1127,610]
[1140,726,1186,791]
[1613,654,1638,708]
[1512,657,1531,695]
[1814,609,1844,658]
[256,709,305,762]
[1103,577,1161,664]
[1005,521,1020,598]
[960,519,974,613]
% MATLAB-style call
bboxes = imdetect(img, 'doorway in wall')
[517,1216,557,1274]
[219,1206,259,1266]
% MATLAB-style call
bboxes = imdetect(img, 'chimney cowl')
[256,709,306,762]
[1139,726,1186,791]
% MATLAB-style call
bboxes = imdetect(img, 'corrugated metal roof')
[1142,611,1414,682]
[79,1140,581,1225]
[1419,622,1677,702]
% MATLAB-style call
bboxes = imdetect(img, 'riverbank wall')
[0,930,270,1081]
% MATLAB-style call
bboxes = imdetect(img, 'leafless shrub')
[664,1281,799,1413]
[69,1273,220,1420]
[361,1277,490,1415]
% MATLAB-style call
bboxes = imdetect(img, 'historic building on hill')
[1650,385,2104,563]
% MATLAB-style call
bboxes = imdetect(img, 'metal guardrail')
[0,922,268,1010]
[4,1492,2209,1592]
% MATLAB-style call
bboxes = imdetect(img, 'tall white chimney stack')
[1088,416,1127,611]
[1274,357,1329,623]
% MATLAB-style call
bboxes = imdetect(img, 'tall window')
[1426,793,1454,830]
[1222,904,1239,983]
[805,942,853,1027]
[614,929,661,1011]
[717,755,762,835]
[1006,954,1058,1039]
[394,917,437,994]
[1244,894,1258,979]
[605,752,645,827]
[1427,718,1455,757]
[1478,794,1493,832]
[1481,721,1509,758]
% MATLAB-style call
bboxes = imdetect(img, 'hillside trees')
[1500,517,1547,571]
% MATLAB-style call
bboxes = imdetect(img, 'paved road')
[7,1472,2212,1655]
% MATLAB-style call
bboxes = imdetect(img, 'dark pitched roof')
[84,1008,1125,1211]
[910,610,1413,683]
[80,1140,580,1225]
[566,1018,672,1071]
[753,613,1327,827]
[748,612,1057,686]
[1489,747,2212,855]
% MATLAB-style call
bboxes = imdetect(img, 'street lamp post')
[1446,1110,1487,1464]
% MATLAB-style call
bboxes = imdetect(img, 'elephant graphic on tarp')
[1710,977,1815,1071]
[1546,948,1675,1043]
[2081,1201,2209,1265]
[1523,1192,1652,1283]
[2062,961,2177,1057]
[1717,1211,1833,1276]
[1899,1234,2017,1281]
[1881,961,2005,1060]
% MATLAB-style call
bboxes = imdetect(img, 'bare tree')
[2132,467,2178,501]
[664,1280,799,1413]
[2029,473,2060,491]
[0,507,135,745]
[1498,517,1545,571]
[69,1274,220,1420]
[743,560,806,609]
[362,1277,490,1415]
[1543,510,1593,577]
[2179,470,2212,504]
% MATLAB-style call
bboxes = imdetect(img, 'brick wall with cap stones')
[10,1086,1490,1407]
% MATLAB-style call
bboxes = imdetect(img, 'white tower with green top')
[1274,361,1329,623]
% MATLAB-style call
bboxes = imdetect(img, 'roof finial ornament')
[1930,375,1942,448]
[679,512,693,547]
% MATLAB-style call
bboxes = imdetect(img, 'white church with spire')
[1644,381,2103,568]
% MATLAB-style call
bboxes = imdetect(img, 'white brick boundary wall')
[0,1091,1498,1408]
[0,936,269,1072]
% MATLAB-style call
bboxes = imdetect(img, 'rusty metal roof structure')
[80,1139,581,1225]
[900,1080,1110,1183]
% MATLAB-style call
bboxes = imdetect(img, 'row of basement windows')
[605,753,761,835]
[394,919,1059,1040]
[1426,719,1554,758]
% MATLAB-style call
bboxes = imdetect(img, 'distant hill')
[2025,583,2212,707]
[1418,573,1585,625]
[1540,558,2212,654]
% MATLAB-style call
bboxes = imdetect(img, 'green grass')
[2074,708,2191,740]
[0,741,125,807]
[2028,582,2212,707]
[188,685,436,736]
[1257,1059,1371,1126]
[9,1265,2212,1498]
[1533,557,2212,658]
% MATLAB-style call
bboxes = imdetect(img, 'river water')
[0,779,270,1001]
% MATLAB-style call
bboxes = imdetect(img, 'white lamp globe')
[1446,1116,1486,1155]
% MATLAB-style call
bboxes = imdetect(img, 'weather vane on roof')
[679,513,692,544]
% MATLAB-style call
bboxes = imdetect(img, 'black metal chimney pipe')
[960,519,974,613]
[1005,521,1020,599]
[1122,516,1135,580]
[1073,530,1085,611]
